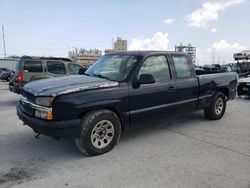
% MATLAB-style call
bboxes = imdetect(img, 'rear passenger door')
[46,61,66,77]
[23,60,44,82]
[171,54,199,113]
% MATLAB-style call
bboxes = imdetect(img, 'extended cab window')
[139,56,170,82]
[24,61,43,72]
[68,63,83,75]
[47,61,65,74]
[172,56,192,79]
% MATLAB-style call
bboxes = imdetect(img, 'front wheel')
[204,92,227,120]
[75,109,121,156]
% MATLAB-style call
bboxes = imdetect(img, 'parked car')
[237,76,250,96]
[0,67,9,74]
[220,64,233,72]
[0,70,13,82]
[9,56,86,94]
[202,65,222,74]
[17,51,237,156]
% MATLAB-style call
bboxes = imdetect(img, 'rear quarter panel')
[197,72,237,109]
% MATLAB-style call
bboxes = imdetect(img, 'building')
[0,58,17,69]
[175,43,196,64]
[105,37,127,55]
[114,37,127,51]
[69,48,102,68]
[104,49,116,55]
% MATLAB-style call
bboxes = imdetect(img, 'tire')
[204,92,227,120]
[75,109,121,156]
[7,76,11,82]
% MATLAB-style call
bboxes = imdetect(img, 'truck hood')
[23,75,119,97]
[238,77,250,83]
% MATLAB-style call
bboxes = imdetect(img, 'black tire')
[7,76,11,82]
[204,92,227,120]
[75,109,121,156]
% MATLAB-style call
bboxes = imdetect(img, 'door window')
[68,63,83,74]
[47,61,65,74]
[139,56,170,82]
[24,61,43,72]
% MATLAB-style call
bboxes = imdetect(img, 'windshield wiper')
[93,73,113,81]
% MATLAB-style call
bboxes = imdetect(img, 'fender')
[76,99,130,131]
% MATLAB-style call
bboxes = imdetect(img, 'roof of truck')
[20,56,72,62]
[106,51,186,56]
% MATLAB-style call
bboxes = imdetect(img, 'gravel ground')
[0,81,250,188]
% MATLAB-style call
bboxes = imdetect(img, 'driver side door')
[129,55,176,128]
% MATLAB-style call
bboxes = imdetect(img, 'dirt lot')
[0,81,250,188]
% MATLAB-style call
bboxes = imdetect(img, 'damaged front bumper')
[16,103,81,138]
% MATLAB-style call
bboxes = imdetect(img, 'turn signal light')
[47,111,53,120]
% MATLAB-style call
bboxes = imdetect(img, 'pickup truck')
[17,51,237,156]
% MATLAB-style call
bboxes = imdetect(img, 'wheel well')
[106,107,124,131]
[79,107,124,131]
[218,88,229,98]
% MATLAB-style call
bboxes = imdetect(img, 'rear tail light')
[17,72,24,84]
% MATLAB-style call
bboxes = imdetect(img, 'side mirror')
[138,74,155,85]
[78,68,87,75]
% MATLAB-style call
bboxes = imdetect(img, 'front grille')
[20,101,35,116]
[21,90,35,103]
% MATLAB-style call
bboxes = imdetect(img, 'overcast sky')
[0,0,249,64]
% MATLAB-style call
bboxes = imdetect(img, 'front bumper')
[237,83,250,96]
[17,103,81,138]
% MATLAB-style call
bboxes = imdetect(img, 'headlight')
[35,109,53,120]
[35,97,54,107]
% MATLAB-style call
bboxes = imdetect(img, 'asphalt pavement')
[0,81,250,188]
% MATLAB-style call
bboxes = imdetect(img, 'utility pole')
[2,25,6,58]
[112,38,114,49]
[212,48,216,65]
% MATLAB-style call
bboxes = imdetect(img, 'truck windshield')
[85,55,140,82]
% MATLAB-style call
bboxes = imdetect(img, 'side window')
[24,61,43,72]
[139,56,170,82]
[68,63,83,75]
[47,61,65,74]
[172,56,192,79]
[14,60,21,73]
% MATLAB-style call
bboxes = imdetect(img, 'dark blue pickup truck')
[17,51,237,155]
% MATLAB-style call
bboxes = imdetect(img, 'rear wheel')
[204,92,226,120]
[75,109,121,156]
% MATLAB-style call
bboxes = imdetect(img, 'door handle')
[167,86,176,92]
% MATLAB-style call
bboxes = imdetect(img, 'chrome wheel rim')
[91,120,114,149]
[215,97,224,115]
